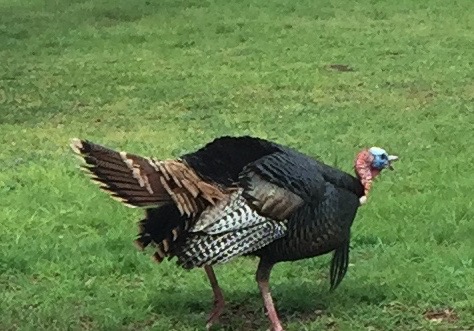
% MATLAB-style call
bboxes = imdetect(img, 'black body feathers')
[72,135,365,289]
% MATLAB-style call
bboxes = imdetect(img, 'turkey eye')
[380,154,387,160]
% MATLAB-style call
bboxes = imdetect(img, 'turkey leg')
[204,265,225,330]
[256,260,284,331]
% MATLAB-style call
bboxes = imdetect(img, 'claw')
[205,297,225,330]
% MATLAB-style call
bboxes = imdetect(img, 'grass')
[1,0,473,330]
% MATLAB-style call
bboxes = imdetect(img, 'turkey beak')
[387,155,399,170]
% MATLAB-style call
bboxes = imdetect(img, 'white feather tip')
[70,138,83,154]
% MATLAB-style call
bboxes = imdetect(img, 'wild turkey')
[70,135,398,331]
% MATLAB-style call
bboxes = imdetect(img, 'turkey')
[70,135,398,331]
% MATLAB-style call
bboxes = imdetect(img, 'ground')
[1,0,473,330]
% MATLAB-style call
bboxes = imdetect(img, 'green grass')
[1,0,473,330]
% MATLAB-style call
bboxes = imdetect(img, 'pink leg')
[257,260,284,331]
[204,265,225,330]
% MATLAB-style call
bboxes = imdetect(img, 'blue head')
[369,147,399,170]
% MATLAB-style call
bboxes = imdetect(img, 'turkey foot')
[204,266,225,330]
[257,260,285,331]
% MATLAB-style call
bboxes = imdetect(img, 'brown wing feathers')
[240,170,304,221]
[70,138,226,216]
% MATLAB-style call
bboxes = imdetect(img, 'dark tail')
[70,138,226,215]
[135,205,192,263]
[70,138,172,208]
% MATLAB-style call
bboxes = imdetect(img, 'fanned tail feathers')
[70,138,225,215]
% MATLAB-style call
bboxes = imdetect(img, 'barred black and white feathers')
[71,135,366,289]
[179,190,288,268]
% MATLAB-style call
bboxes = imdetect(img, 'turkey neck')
[354,150,380,197]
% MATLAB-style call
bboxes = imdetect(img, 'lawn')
[1,0,473,330]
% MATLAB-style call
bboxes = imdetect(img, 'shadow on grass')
[146,279,389,330]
